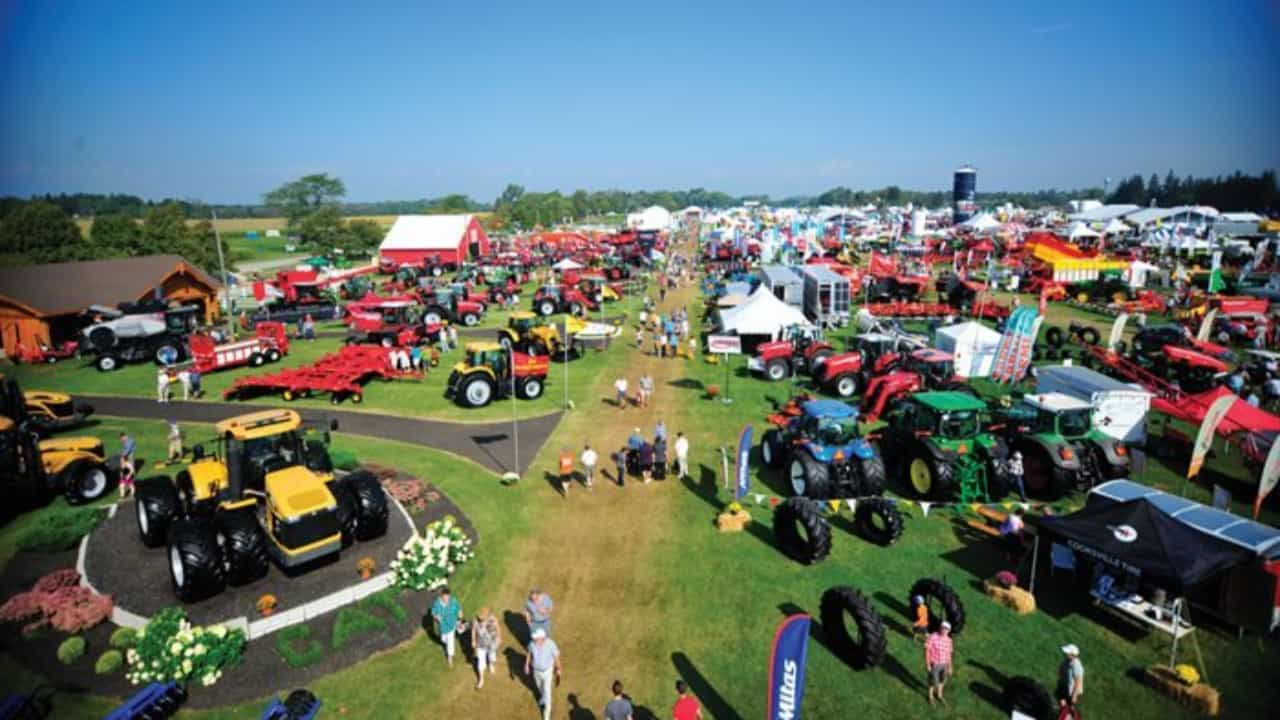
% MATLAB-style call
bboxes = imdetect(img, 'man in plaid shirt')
[924,621,954,706]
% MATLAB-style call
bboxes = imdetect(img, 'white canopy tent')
[1102,218,1130,235]
[934,321,1003,378]
[716,287,814,339]
[959,213,1001,232]
[551,258,584,271]
[1067,221,1102,240]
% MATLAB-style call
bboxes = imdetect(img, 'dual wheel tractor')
[134,410,388,603]
[1,376,94,437]
[0,415,116,515]
[445,342,550,408]
[879,392,1009,503]
[747,324,834,381]
[991,393,1129,500]
[760,399,886,500]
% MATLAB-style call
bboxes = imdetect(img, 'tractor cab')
[851,333,900,369]
[1005,393,1093,439]
[371,301,419,326]
[798,401,863,448]
[997,393,1129,499]
[463,343,509,380]
[904,349,956,386]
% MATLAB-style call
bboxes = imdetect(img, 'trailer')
[800,265,851,328]
[189,322,290,374]
[759,265,806,309]
[223,345,420,404]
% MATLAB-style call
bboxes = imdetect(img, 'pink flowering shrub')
[0,568,113,634]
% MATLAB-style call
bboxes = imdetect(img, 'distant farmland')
[73,214,400,235]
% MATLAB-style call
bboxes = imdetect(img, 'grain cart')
[134,410,387,602]
[878,392,1009,502]
[445,342,550,408]
[992,392,1129,500]
[760,399,886,500]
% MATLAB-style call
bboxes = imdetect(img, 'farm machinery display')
[188,322,290,374]
[857,349,968,420]
[9,339,80,364]
[760,398,886,500]
[1,376,94,436]
[991,393,1129,500]
[417,287,486,326]
[747,324,834,381]
[445,342,550,408]
[532,283,601,317]
[224,345,419,404]
[498,312,572,357]
[133,410,388,602]
[0,413,115,511]
[249,271,342,327]
[1128,324,1233,391]
[80,304,200,372]
[878,392,1009,502]
[814,332,926,400]
[344,299,444,347]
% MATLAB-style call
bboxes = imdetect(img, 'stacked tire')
[854,498,904,546]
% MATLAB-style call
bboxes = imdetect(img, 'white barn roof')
[1069,204,1140,223]
[380,214,473,251]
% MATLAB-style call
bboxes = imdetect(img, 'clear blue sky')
[1,0,1277,203]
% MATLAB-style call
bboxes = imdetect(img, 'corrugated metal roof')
[379,214,472,251]
[1068,204,1140,223]
[0,254,218,316]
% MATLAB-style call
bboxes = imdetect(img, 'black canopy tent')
[1037,498,1253,594]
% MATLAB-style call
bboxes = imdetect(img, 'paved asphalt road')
[84,394,561,476]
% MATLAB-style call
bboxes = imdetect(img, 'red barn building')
[378,214,490,267]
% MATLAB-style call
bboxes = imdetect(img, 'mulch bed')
[0,466,477,710]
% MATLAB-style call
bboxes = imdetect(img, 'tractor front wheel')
[463,313,480,327]
[789,451,833,499]
[346,471,389,541]
[136,477,179,548]
[63,461,112,505]
[217,508,269,586]
[907,448,952,500]
[169,520,225,603]
[765,359,789,381]
[833,374,859,398]
[761,429,784,468]
[538,300,556,317]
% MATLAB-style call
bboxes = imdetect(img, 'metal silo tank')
[953,165,977,223]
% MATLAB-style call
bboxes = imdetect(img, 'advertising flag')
[1188,394,1236,480]
[766,614,811,720]
[1255,437,1280,520]
[735,425,753,500]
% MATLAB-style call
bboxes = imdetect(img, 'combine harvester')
[223,345,420,404]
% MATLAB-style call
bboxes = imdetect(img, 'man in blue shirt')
[627,428,644,451]
[430,587,463,667]
[119,432,136,467]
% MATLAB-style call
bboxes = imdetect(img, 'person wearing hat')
[1057,644,1084,718]
[1008,450,1026,502]
[524,627,561,720]
[923,620,954,706]
[911,595,929,642]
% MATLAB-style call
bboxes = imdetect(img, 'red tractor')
[345,299,445,347]
[814,332,924,399]
[418,287,486,327]
[860,349,969,422]
[863,252,931,301]
[11,340,80,365]
[748,325,836,381]
[532,284,599,317]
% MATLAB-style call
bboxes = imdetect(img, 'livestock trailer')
[759,265,805,309]
[800,265,851,328]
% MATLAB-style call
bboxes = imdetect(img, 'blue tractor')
[760,399,886,500]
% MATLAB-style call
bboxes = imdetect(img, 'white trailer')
[759,265,805,309]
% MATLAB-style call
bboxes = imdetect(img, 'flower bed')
[125,607,245,687]
[390,516,474,591]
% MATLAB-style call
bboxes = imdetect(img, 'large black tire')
[136,477,179,548]
[773,497,832,565]
[855,497,904,546]
[168,520,226,603]
[1020,445,1071,501]
[760,429,785,469]
[283,689,320,718]
[909,577,966,635]
[858,456,887,496]
[87,326,116,352]
[831,373,859,399]
[458,375,495,408]
[1003,676,1053,720]
[808,348,833,378]
[329,480,359,547]
[217,507,269,586]
[61,461,113,505]
[346,471,389,541]
[1045,326,1065,348]
[1079,327,1101,345]
[788,450,832,499]
[906,446,953,501]
[518,376,545,400]
[820,585,887,669]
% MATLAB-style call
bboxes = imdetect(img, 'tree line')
[1104,170,1277,211]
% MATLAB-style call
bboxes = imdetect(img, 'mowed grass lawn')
[0,417,550,718]
[7,304,634,423]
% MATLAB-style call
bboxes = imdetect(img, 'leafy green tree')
[262,173,347,226]
[0,201,83,263]
[179,219,231,275]
[90,214,143,256]
[295,206,344,251]
[336,219,385,256]
[430,194,472,213]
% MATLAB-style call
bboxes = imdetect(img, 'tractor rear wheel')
[345,471,389,541]
[63,461,112,505]
[169,520,225,602]
[1021,445,1070,500]
[459,375,495,408]
[519,376,545,400]
[329,480,358,547]
[217,507,269,586]
[765,359,788,381]
[136,477,179,548]
[907,447,952,500]
[820,585,887,669]
[773,497,832,565]
[858,456,887,496]
[808,348,833,377]
[789,450,832,499]
[833,374,858,398]
[760,429,784,468]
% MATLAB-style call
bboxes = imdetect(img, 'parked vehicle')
[344,300,443,347]
[1,414,115,513]
[189,322,290,373]
[419,288,485,326]
[992,392,1129,500]
[445,342,550,408]
[815,332,922,399]
[748,324,833,380]
[498,312,570,357]
[878,391,1009,501]
[532,284,599,317]
[801,265,852,328]
[760,399,885,500]
[0,376,94,436]
[81,305,200,372]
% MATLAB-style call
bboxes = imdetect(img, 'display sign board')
[707,334,742,354]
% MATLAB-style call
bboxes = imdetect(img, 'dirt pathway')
[429,241,700,719]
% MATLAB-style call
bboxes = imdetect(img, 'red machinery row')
[223,345,420,405]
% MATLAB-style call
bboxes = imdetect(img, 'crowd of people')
[555,422,690,495]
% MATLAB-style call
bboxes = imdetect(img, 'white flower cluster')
[125,610,243,687]
[390,517,474,591]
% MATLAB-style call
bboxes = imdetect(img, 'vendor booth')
[934,321,1002,378]
[715,286,814,348]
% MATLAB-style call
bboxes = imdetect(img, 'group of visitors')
[554,425,689,494]
[156,366,201,402]
[635,305,691,359]
[613,373,655,409]
[387,346,436,372]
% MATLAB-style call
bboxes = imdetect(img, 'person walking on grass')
[430,586,463,668]
[615,376,629,409]
[558,448,575,496]
[524,588,554,639]
[657,332,667,358]
[924,621,954,706]
[157,368,170,403]
[672,680,703,720]
[118,433,137,501]
[639,440,655,484]
[581,443,598,490]
[471,606,501,689]
[1057,644,1084,720]
[639,373,654,408]
[604,679,634,720]
[525,628,561,720]
[674,431,690,479]
[613,446,628,486]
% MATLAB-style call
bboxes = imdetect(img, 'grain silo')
[953,165,977,223]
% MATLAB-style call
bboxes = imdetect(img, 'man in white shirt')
[581,443,598,490]
[614,376,629,409]
[674,432,690,479]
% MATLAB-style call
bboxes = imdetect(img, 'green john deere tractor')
[993,392,1129,500]
[878,391,1009,502]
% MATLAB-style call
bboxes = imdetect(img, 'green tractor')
[993,392,1130,500]
[878,391,1009,502]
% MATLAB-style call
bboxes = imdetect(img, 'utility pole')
[211,208,234,336]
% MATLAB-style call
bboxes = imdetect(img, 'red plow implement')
[223,345,421,405]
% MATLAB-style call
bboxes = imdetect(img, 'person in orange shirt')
[558,448,575,497]
[912,595,929,642]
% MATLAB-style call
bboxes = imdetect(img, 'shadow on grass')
[868,592,914,639]
[967,660,1012,714]
[544,471,569,498]
[938,539,1005,587]
[471,432,513,474]
[671,651,742,720]
[667,378,704,391]
[502,647,540,700]
[567,693,596,720]
[504,609,530,647]
[779,601,924,695]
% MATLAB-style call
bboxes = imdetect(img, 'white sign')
[707,334,742,354]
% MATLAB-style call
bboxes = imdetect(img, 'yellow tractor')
[1,375,94,436]
[134,409,387,602]
[497,312,568,357]
[0,415,115,514]
[445,342,550,408]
